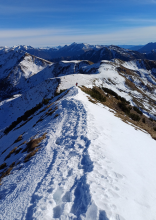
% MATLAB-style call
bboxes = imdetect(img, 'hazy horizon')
[0,0,156,46]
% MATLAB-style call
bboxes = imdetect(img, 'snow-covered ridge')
[0,50,53,101]
[57,58,156,118]
[0,87,156,220]
[0,50,92,101]
[1,50,156,118]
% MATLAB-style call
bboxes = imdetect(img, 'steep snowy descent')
[0,87,156,219]
[0,51,91,101]
[0,77,59,132]
[0,50,52,101]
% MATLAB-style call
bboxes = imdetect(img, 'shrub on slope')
[81,87,106,102]
[81,86,156,139]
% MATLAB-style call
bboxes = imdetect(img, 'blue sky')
[0,0,156,47]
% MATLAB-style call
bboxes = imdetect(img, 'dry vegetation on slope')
[0,89,69,184]
[115,61,156,116]
[81,86,156,140]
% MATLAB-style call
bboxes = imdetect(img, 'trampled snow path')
[0,88,93,220]
[24,93,93,220]
[1,87,156,220]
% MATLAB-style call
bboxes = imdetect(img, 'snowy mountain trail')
[0,87,156,220]
[0,88,92,220]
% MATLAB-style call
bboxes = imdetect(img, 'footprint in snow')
[114,172,124,179]
[108,189,120,198]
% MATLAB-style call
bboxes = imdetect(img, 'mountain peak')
[71,42,77,45]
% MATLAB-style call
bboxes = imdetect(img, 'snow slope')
[0,87,156,220]
[58,59,156,118]
[0,78,59,132]
[0,50,91,101]
[0,49,52,101]
[85,93,156,220]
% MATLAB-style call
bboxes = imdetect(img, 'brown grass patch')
[132,95,156,115]
[46,106,58,116]
[23,133,46,153]
[0,162,16,183]
[88,97,97,104]
[14,148,22,155]
[117,66,136,77]
[47,103,53,108]
[23,133,47,162]
[143,59,156,71]
[4,102,43,134]
[33,118,43,127]
[1,148,7,155]
[80,86,106,103]
[15,117,33,130]
[55,90,69,101]
[80,86,156,140]
[37,106,48,115]
[87,61,94,65]
[5,147,18,160]
[47,110,55,116]
[33,106,58,127]
[117,66,146,94]
[36,103,54,115]
[108,78,116,85]
[24,148,39,162]
[0,163,7,170]
[54,114,59,118]
[117,64,156,115]
[18,140,27,147]
[125,78,139,91]
[113,103,156,140]
[13,135,23,144]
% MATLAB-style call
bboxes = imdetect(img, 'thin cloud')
[0,5,68,14]
[120,0,156,4]
[0,26,156,47]
[0,4,95,15]
[139,0,156,4]
[117,18,156,23]
[0,29,71,38]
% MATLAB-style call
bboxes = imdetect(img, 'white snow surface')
[19,54,49,79]
[61,60,81,64]
[0,87,156,220]
[0,78,59,131]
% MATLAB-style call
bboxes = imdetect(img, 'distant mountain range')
[0,43,104,62]
[138,42,156,53]
[118,45,144,50]
[1,42,156,65]
[75,45,145,63]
